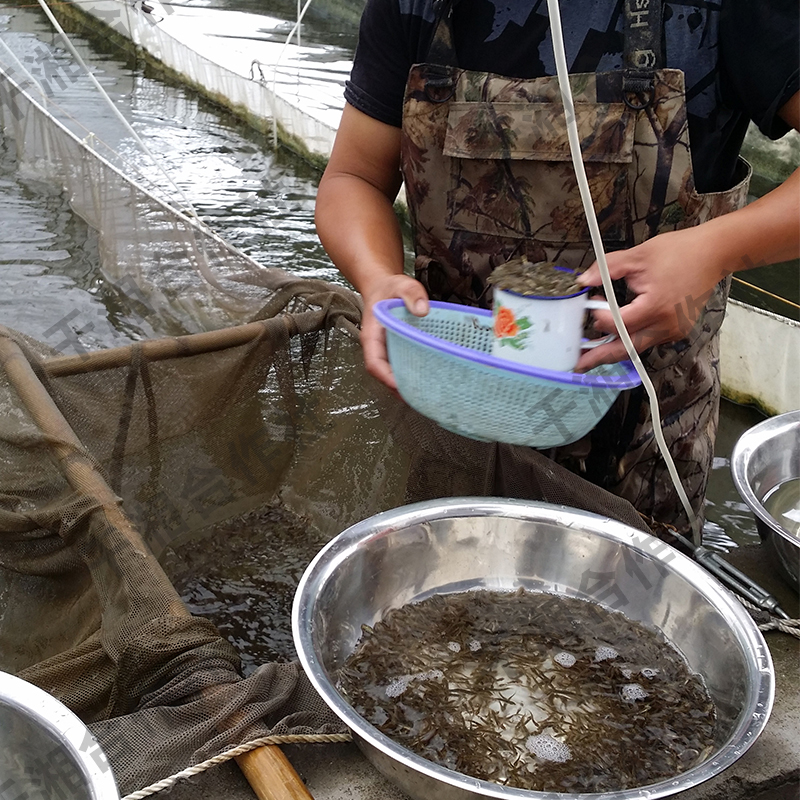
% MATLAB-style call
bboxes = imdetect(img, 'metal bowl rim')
[0,671,119,800]
[730,409,800,547]
[293,498,774,800]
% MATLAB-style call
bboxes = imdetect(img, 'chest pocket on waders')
[443,99,637,259]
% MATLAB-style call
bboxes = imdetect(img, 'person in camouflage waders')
[316,0,799,534]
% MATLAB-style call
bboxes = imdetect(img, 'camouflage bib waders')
[399,0,751,530]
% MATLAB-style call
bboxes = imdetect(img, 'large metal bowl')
[293,498,774,800]
[0,671,119,800]
[731,409,800,592]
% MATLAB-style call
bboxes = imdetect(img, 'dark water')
[339,589,716,793]
[730,255,799,322]
[0,136,137,349]
[162,503,330,672]
[703,401,765,552]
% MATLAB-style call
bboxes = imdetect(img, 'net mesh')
[0,52,662,799]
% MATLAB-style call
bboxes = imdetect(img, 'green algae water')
[338,588,716,794]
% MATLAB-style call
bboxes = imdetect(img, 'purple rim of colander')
[373,299,642,389]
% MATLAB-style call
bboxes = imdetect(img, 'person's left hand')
[574,225,727,371]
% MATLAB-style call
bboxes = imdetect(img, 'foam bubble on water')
[640,667,660,680]
[417,669,444,682]
[526,734,572,763]
[469,639,482,652]
[387,669,444,696]
[621,683,649,702]
[448,641,461,653]
[553,651,576,668]
[620,667,633,679]
[385,675,412,698]
[594,646,619,662]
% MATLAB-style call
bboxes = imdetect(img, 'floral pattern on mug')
[494,305,531,349]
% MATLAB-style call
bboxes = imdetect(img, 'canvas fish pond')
[337,588,716,794]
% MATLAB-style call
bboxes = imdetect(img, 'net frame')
[0,311,374,798]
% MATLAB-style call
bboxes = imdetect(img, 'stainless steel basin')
[293,498,774,800]
[0,671,119,800]
[731,409,800,592]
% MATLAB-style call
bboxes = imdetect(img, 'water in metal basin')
[0,707,88,800]
[338,588,716,794]
[764,478,800,537]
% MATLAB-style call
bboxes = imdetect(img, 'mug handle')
[581,299,617,350]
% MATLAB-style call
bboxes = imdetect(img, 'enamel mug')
[492,286,614,372]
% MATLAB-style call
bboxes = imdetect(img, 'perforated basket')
[374,299,642,448]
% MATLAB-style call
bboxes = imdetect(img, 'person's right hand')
[361,273,429,392]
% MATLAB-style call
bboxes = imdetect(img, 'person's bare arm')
[576,91,800,370]
[316,103,429,389]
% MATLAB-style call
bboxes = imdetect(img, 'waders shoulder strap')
[623,0,664,108]
[425,0,459,67]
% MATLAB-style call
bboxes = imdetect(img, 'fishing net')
[0,318,659,797]
[0,44,684,800]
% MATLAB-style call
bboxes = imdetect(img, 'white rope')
[546,0,702,543]
[737,596,800,638]
[120,732,352,800]
[22,1,263,312]
[0,38,189,204]
[33,0,202,221]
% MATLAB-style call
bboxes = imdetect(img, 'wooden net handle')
[235,746,315,800]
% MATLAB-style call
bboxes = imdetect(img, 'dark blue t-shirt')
[345,0,799,192]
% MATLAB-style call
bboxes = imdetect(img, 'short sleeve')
[344,0,435,128]
[719,0,800,138]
